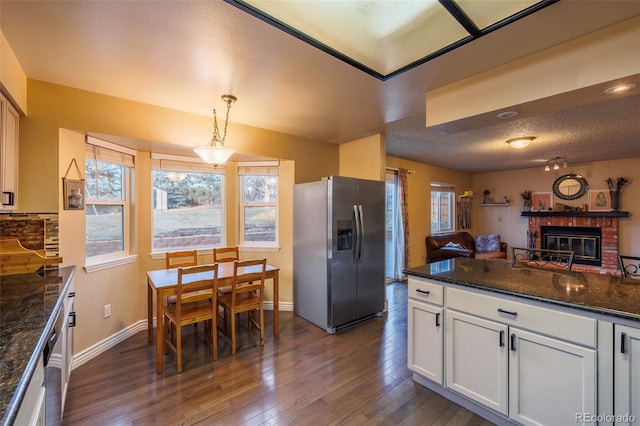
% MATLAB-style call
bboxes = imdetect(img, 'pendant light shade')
[194,94,237,165]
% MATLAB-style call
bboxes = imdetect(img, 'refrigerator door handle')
[353,205,361,262]
[358,205,364,261]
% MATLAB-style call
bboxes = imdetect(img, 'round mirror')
[552,174,588,200]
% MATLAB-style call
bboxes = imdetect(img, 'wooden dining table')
[146,262,280,374]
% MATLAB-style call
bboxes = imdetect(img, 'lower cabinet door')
[509,328,597,426]
[615,324,640,425]
[445,310,509,415]
[408,299,443,384]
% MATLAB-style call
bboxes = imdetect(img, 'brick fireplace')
[525,212,626,275]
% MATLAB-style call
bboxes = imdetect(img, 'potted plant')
[521,190,533,212]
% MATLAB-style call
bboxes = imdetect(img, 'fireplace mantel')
[521,211,629,218]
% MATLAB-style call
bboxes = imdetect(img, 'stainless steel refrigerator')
[293,176,385,334]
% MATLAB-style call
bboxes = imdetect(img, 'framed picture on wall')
[588,190,611,211]
[532,192,553,212]
[63,178,85,210]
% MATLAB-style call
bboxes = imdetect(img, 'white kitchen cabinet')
[509,328,597,426]
[407,276,444,385]
[445,310,508,415]
[408,299,443,384]
[62,282,76,412]
[14,357,45,426]
[0,92,19,211]
[614,324,640,424]
[444,287,597,425]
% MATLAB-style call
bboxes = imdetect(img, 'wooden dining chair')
[165,250,198,305]
[214,246,240,295]
[166,250,198,269]
[213,246,239,264]
[163,264,219,373]
[217,258,267,355]
[618,255,640,279]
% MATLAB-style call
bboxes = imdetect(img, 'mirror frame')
[552,173,589,200]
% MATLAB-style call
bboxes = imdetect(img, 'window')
[431,183,455,233]
[239,162,278,247]
[151,156,225,251]
[85,140,135,259]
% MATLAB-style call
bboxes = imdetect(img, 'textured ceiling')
[1,0,639,173]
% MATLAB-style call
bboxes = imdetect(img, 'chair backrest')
[511,247,575,271]
[618,255,640,279]
[166,250,198,269]
[213,246,239,264]
[175,264,218,317]
[231,258,267,303]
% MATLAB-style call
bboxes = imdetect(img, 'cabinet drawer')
[447,287,597,348]
[408,276,444,306]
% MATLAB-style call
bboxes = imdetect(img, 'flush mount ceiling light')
[194,94,237,166]
[544,156,568,172]
[506,136,535,149]
[603,83,637,95]
[497,111,519,119]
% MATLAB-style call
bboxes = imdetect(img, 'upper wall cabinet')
[0,93,19,211]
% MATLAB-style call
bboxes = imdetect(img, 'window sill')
[239,246,280,253]
[84,254,138,273]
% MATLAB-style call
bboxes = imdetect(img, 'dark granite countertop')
[405,258,640,322]
[0,266,75,426]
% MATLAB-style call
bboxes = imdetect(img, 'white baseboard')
[71,301,294,369]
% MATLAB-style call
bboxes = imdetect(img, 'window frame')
[150,153,227,254]
[430,183,455,234]
[84,138,135,267]
[238,162,279,249]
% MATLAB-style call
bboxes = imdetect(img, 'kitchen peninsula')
[0,266,76,426]
[405,258,639,426]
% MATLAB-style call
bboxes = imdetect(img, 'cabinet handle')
[510,333,516,351]
[498,308,518,317]
[621,332,627,354]
[435,312,440,327]
[416,289,430,295]
[2,192,14,206]
[68,291,76,298]
[69,311,76,327]
[499,330,505,347]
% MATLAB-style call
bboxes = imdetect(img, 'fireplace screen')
[541,226,601,266]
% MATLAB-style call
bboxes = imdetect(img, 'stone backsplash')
[0,213,59,259]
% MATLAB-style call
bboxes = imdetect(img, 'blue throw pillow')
[476,234,500,252]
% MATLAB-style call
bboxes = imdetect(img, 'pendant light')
[194,94,237,165]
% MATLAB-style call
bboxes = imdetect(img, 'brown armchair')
[426,232,507,263]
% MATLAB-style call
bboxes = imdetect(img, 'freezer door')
[328,177,358,327]
[356,178,386,318]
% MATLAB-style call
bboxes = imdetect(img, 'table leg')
[155,290,164,374]
[147,279,153,343]
[273,271,279,337]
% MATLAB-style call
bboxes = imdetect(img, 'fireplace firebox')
[540,226,601,266]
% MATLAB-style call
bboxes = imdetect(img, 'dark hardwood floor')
[63,283,492,425]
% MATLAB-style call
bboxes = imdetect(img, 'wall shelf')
[482,203,510,207]
[521,211,629,218]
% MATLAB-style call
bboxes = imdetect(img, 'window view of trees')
[241,175,277,243]
[85,160,127,257]
[152,170,223,250]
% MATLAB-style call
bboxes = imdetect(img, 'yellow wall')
[20,79,337,356]
[386,156,473,267]
[21,79,339,213]
[472,158,640,257]
[339,134,386,181]
[0,30,27,113]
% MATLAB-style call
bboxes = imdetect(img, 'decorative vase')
[523,199,532,212]
[610,190,620,210]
